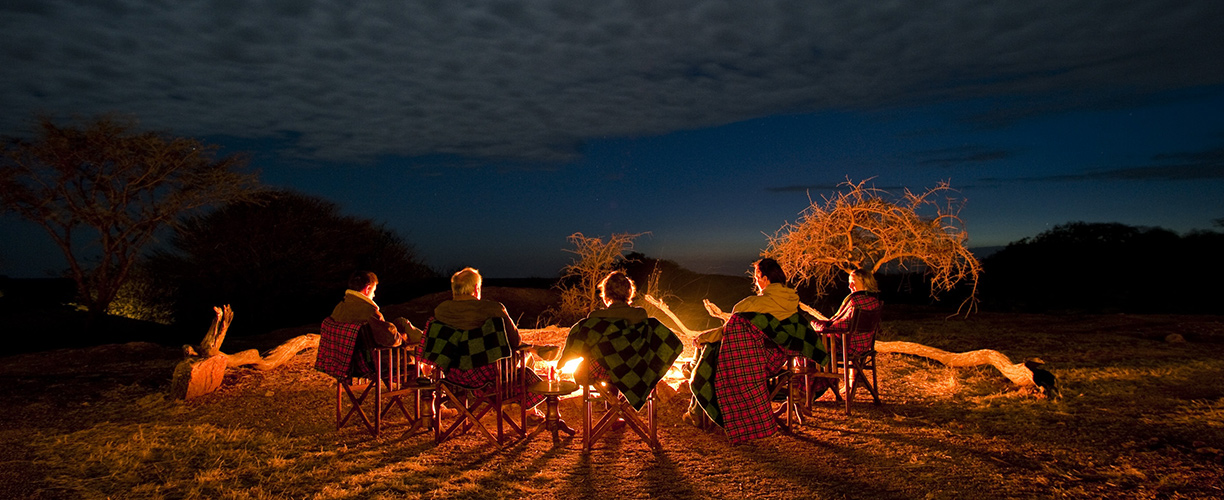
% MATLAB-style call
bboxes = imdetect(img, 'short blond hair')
[451,267,482,297]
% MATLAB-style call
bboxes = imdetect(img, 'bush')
[147,191,436,334]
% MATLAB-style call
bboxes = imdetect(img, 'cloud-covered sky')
[3,0,1223,278]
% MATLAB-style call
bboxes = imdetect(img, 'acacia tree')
[0,115,260,322]
[549,232,643,325]
[764,179,981,313]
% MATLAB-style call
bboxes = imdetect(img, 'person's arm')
[696,326,724,345]
[393,317,422,344]
[703,299,732,321]
[367,315,403,347]
[500,306,521,348]
[822,296,856,333]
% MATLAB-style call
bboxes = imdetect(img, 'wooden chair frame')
[435,350,531,445]
[335,344,438,438]
[581,381,659,452]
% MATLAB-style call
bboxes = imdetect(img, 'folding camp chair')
[425,318,535,445]
[767,358,807,430]
[582,378,660,452]
[316,317,437,437]
[794,301,883,415]
[559,317,683,451]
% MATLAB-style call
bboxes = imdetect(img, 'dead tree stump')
[170,305,320,400]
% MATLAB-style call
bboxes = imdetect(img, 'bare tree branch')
[764,178,981,315]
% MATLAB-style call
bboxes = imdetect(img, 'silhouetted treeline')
[979,222,1224,313]
[145,191,437,335]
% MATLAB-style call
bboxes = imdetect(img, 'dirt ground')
[0,308,1222,499]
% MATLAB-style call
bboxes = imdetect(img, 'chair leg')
[648,396,657,449]
[337,380,377,435]
[583,385,593,452]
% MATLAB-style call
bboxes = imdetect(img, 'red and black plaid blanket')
[316,318,364,379]
[713,314,792,443]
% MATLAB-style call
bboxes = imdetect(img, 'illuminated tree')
[0,115,260,323]
[549,232,643,325]
[764,179,981,313]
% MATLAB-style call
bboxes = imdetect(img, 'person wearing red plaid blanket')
[684,258,800,428]
[806,269,883,397]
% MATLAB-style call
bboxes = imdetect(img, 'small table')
[528,380,578,443]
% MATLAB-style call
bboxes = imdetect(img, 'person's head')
[348,271,379,299]
[451,267,482,299]
[752,258,787,293]
[599,271,636,306]
[849,269,879,293]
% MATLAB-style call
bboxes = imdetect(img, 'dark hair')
[347,270,378,291]
[599,271,636,303]
[754,258,787,285]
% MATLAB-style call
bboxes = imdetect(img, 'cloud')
[916,146,1015,168]
[765,183,914,193]
[2,1,1222,163]
[984,146,1224,182]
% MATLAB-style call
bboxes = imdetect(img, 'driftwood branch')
[642,294,701,339]
[224,334,321,370]
[182,305,319,371]
[199,305,234,357]
[876,340,1058,396]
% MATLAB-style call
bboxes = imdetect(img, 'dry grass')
[1,310,1222,499]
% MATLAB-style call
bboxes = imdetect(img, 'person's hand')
[703,299,730,320]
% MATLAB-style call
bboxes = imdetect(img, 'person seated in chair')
[566,271,649,385]
[433,267,521,347]
[431,267,545,414]
[806,268,883,396]
[684,258,804,429]
[330,270,419,347]
[696,258,801,345]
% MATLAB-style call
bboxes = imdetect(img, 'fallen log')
[172,305,319,399]
[876,340,1059,397]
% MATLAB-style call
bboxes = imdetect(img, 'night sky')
[3,1,1223,279]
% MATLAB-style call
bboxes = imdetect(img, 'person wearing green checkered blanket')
[432,267,547,413]
[558,271,684,415]
[562,271,650,385]
[433,267,521,346]
[684,258,802,427]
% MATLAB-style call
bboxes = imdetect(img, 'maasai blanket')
[743,312,829,366]
[316,318,364,379]
[559,317,685,411]
[421,317,512,371]
[689,341,724,426]
[422,318,545,407]
[822,292,883,359]
[689,312,828,443]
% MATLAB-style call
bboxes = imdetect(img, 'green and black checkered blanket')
[743,312,829,365]
[559,317,685,411]
[421,317,512,371]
